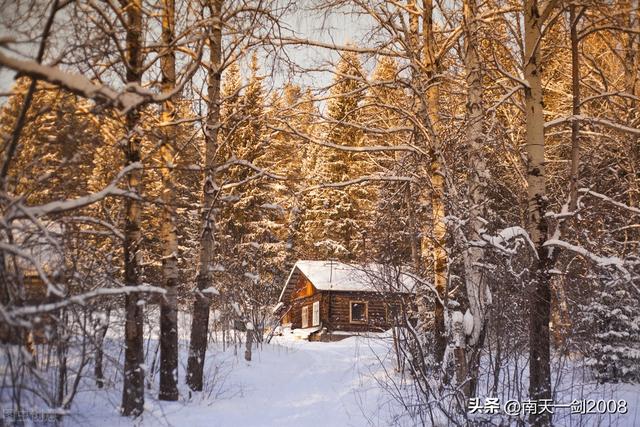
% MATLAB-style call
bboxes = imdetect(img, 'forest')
[0,0,639,426]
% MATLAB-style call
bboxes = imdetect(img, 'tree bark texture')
[524,1,552,425]
[423,0,447,365]
[121,0,145,417]
[186,0,223,392]
[461,0,489,399]
[159,0,179,402]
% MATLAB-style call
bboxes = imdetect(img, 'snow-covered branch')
[579,188,640,215]
[543,239,632,281]
[271,122,421,154]
[477,226,538,257]
[215,157,286,181]
[0,48,201,114]
[544,115,640,136]
[0,241,63,297]
[300,175,414,192]
[7,162,142,220]
[2,285,167,319]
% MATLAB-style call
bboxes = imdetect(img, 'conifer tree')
[300,51,375,261]
[217,54,285,341]
[0,80,100,205]
[582,282,640,383]
[363,57,416,265]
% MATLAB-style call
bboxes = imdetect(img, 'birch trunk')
[406,0,430,336]
[94,309,110,388]
[121,0,145,417]
[422,0,447,364]
[461,0,488,398]
[524,1,552,425]
[186,0,223,392]
[158,0,179,402]
[568,4,581,212]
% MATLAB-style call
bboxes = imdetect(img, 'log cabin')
[1,220,63,345]
[275,260,416,341]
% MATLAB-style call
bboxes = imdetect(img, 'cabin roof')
[278,260,417,303]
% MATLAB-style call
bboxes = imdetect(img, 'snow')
[5,313,640,427]
[260,203,284,212]
[243,272,260,281]
[481,226,537,256]
[272,302,284,313]
[61,331,407,427]
[463,309,474,337]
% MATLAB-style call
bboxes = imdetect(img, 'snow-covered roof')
[278,260,416,302]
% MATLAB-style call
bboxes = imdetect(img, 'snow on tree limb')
[545,114,640,135]
[301,175,414,192]
[543,239,633,282]
[271,122,421,154]
[0,241,63,297]
[0,45,202,113]
[7,162,142,220]
[2,285,167,320]
[579,188,640,215]
[478,226,538,257]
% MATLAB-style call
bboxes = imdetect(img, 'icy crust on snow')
[288,260,417,295]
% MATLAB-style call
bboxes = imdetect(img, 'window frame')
[312,301,320,326]
[349,300,368,324]
[302,305,309,328]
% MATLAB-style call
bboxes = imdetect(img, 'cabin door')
[302,306,309,328]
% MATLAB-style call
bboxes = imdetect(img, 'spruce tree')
[300,50,375,261]
[582,281,640,383]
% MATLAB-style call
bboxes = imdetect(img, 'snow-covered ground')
[3,310,639,426]
[68,333,403,427]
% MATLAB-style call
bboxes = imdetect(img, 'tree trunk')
[461,0,488,399]
[422,0,447,365]
[524,1,552,425]
[244,325,253,362]
[95,309,110,388]
[121,0,145,417]
[186,0,223,392]
[159,0,179,402]
[568,4,581,212]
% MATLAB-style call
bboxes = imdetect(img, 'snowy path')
[75,334,402,427]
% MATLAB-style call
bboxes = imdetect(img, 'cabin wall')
[287,293,323,329]
[325,291,393,333]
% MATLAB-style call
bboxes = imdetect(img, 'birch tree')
[523,1,556,425]
[120,0,146,416]
[186,0,223,392]
[458,0,489,399]
[158,0,179,402]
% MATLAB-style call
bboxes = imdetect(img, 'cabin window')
[302,305,309,328]
[350,301,368,323]
[312,301,320,326]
